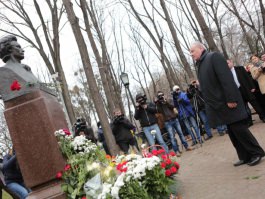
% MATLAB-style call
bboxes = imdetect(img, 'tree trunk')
[62,0,119,155]
[258,0,265,42]
[188,0,219,52]
[160,0,194,79]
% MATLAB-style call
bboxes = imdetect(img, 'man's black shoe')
[247,156,262,166]
[233,160,246,167]
[205,136,213,141]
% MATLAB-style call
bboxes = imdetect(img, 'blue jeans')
[6,182,29,199]
[165,119,188,149]
[182,116,201,143]
[143,124,169,153]
[216,125,227,134]
[199,110,212,137]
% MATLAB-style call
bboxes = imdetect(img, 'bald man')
[190,42,265,167]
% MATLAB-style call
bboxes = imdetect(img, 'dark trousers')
[227,119,265,162]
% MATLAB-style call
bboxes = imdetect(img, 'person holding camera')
[172,85,202,146]
[187,80,213,140]
[111,108,139,154]
[74,118,97,144]
[155,91,193,154]
[134,93,169,153]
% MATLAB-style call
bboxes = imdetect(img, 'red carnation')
[64,164,71,171]
[147,153,153,158]
[63,129,71,136]
[161,155,167,160]
[56,171,63,179]
[82,197,86,199]
[170,166,177,174]
[152,150,158,156]
[174,162,180,169]
[10,80,21,91]
[165,158,172,165]
[161,162,166,168]
[157,149,165,155]
[165,169,171,177]
[169,151,176,156]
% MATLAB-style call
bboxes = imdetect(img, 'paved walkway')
[177,115,265,199]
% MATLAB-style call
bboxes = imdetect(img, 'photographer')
[74,118,97,144]
[134,93,169,153]
[187,80,213,140]
[172,85,202,146]
[155,91,193,154]
[111,108,139,154]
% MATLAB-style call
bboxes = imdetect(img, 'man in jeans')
[134,93,169,153]
[155,91,193,155]
[172,85,202,146]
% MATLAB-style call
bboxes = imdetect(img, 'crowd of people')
[84,45,265,168]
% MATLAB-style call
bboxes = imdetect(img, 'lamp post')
[120,72,136,107]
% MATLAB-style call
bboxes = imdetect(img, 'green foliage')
[143,165,173,199]
[119,179,151,199]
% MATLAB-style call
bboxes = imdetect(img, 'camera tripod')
[191,91,207,141]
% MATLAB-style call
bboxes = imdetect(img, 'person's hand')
[177,98,183,103]
[250,89,255,92]
[227,102,237,108]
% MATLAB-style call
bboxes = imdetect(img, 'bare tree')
[187,0,219,51]
[62,0,119,155]
[0,0,76,124]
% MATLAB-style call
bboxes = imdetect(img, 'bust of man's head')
[0,35,24,63]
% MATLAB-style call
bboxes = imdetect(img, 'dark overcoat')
[197,51,248,127]
[234,66,256,101]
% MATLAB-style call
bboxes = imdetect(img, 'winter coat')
[155,101,177,121]
[234,66,256,101]
[134,103,158,127]
[249,64,265,94]
[3,154,24,185]
[111,117,134,142]
[196,50,247,127]
[172,91,195,119]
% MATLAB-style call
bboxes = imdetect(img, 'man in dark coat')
[227,59,265,124]
[190,42,265,167]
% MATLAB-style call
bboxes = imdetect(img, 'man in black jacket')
[190,42,265,167]
[155,91,193,154]
[227,59,265,124]
[134,93,169,153]
[112,108,139,154]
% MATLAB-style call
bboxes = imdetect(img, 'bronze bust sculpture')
[0,35,54,101]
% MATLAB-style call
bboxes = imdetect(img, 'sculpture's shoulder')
[0,63,56,101]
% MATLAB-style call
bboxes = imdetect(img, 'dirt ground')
[176,115,265,199]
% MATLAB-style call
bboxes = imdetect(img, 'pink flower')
[56,171,63,179]
[64,164,71,171]
[170,166,177,174]
[165,169,171,177]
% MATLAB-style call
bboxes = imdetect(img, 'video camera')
[187,83,198,96]
[113,114,125,124]
[136,94,147,105]
[74,118,87,134]
[157,93,165,103]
